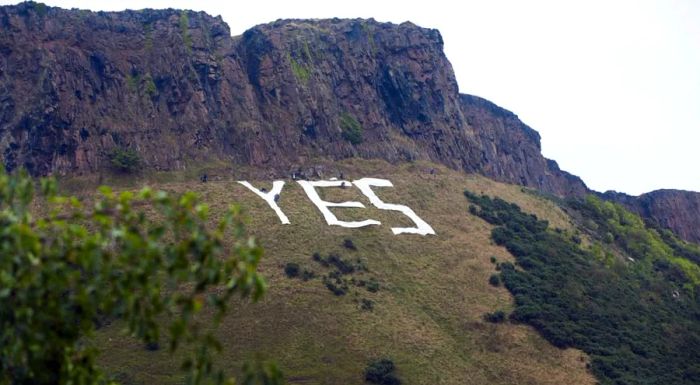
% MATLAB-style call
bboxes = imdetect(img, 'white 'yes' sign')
[237,178,435,236]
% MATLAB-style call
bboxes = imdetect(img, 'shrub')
[284,262,300,278]
[301,269,315,281]
[355,258,368,272]
[343,238,357,250]
[289,56,310,83]
[334,254,357,274]
[324,279,346,296]
[0,169,278,385]
[366,278,380,293]
[314,253,359,274]
[484,310,506,323]
[360,298,374,311]
[109,147,140,173]
[488,274,500,287]
[144,341,160,351]
[179,11,191,51]
[365,358,400,385]
[490,256,497,264]
[328,270,342,280]
[604,232,614,244]
[144,75,157,97]
[31,1,47,16]
[311,253,375,296]
[340,112,363,144]
[465,190,700,385]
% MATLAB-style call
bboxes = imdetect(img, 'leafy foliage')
[125,73,139,92]
[288,55,310,84]
[0,168,280,385]
[365,278,380,293]
[343,238,357,250]
[323,277,348,296]
[143,74,157,97]
[483,310,506,323]
[28,1,48,17]
[284,262,300,278]
[313,253,367,275]
[364,358,400,385]
[109,147,140,173]
[339,112,363,145]
[465,190,700,385]
[360,298,374,311]
[180,11,192,52]
[571,195,700,285]
[305,252,379,299]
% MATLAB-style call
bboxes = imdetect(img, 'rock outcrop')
[459,94,588,197]
[0,3,697,242]
[0,4,583,192]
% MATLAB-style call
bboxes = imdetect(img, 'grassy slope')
[87,159,593,385]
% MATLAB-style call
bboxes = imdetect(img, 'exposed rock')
[459,94,588,197]
[0,4,581,195]
[0,3,697,243]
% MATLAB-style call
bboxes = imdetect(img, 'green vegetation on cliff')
[109,147,141,173]
[571,195,700,286]
[340,112,364,144]
[465,191,700,385]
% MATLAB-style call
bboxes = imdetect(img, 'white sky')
[4,0,699,195]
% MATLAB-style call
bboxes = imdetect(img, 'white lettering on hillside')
[353,178,435,235]
[237,181,290,224]
[234,177,435,235]
[296,180,381,228]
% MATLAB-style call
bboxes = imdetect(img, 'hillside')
[85,159,595,385]
[63,157,698,385]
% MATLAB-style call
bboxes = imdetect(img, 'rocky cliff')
[0,3,697,242]
[0,3,583,192]
[459,94,588,196]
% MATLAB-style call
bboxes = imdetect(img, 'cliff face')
[0,3,582,192]
[0,5,244,174]
[1,4,466,174]
[0,3,697,243]
[459,94,588,197]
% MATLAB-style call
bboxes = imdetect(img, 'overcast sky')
[4,0,698,195]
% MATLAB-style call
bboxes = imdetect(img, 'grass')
[288,54,310,84]
[339,112,363,144]
[179,11,192,52]
[85,159,594,385]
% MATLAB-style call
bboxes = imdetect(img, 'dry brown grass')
[90,159,594,385]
